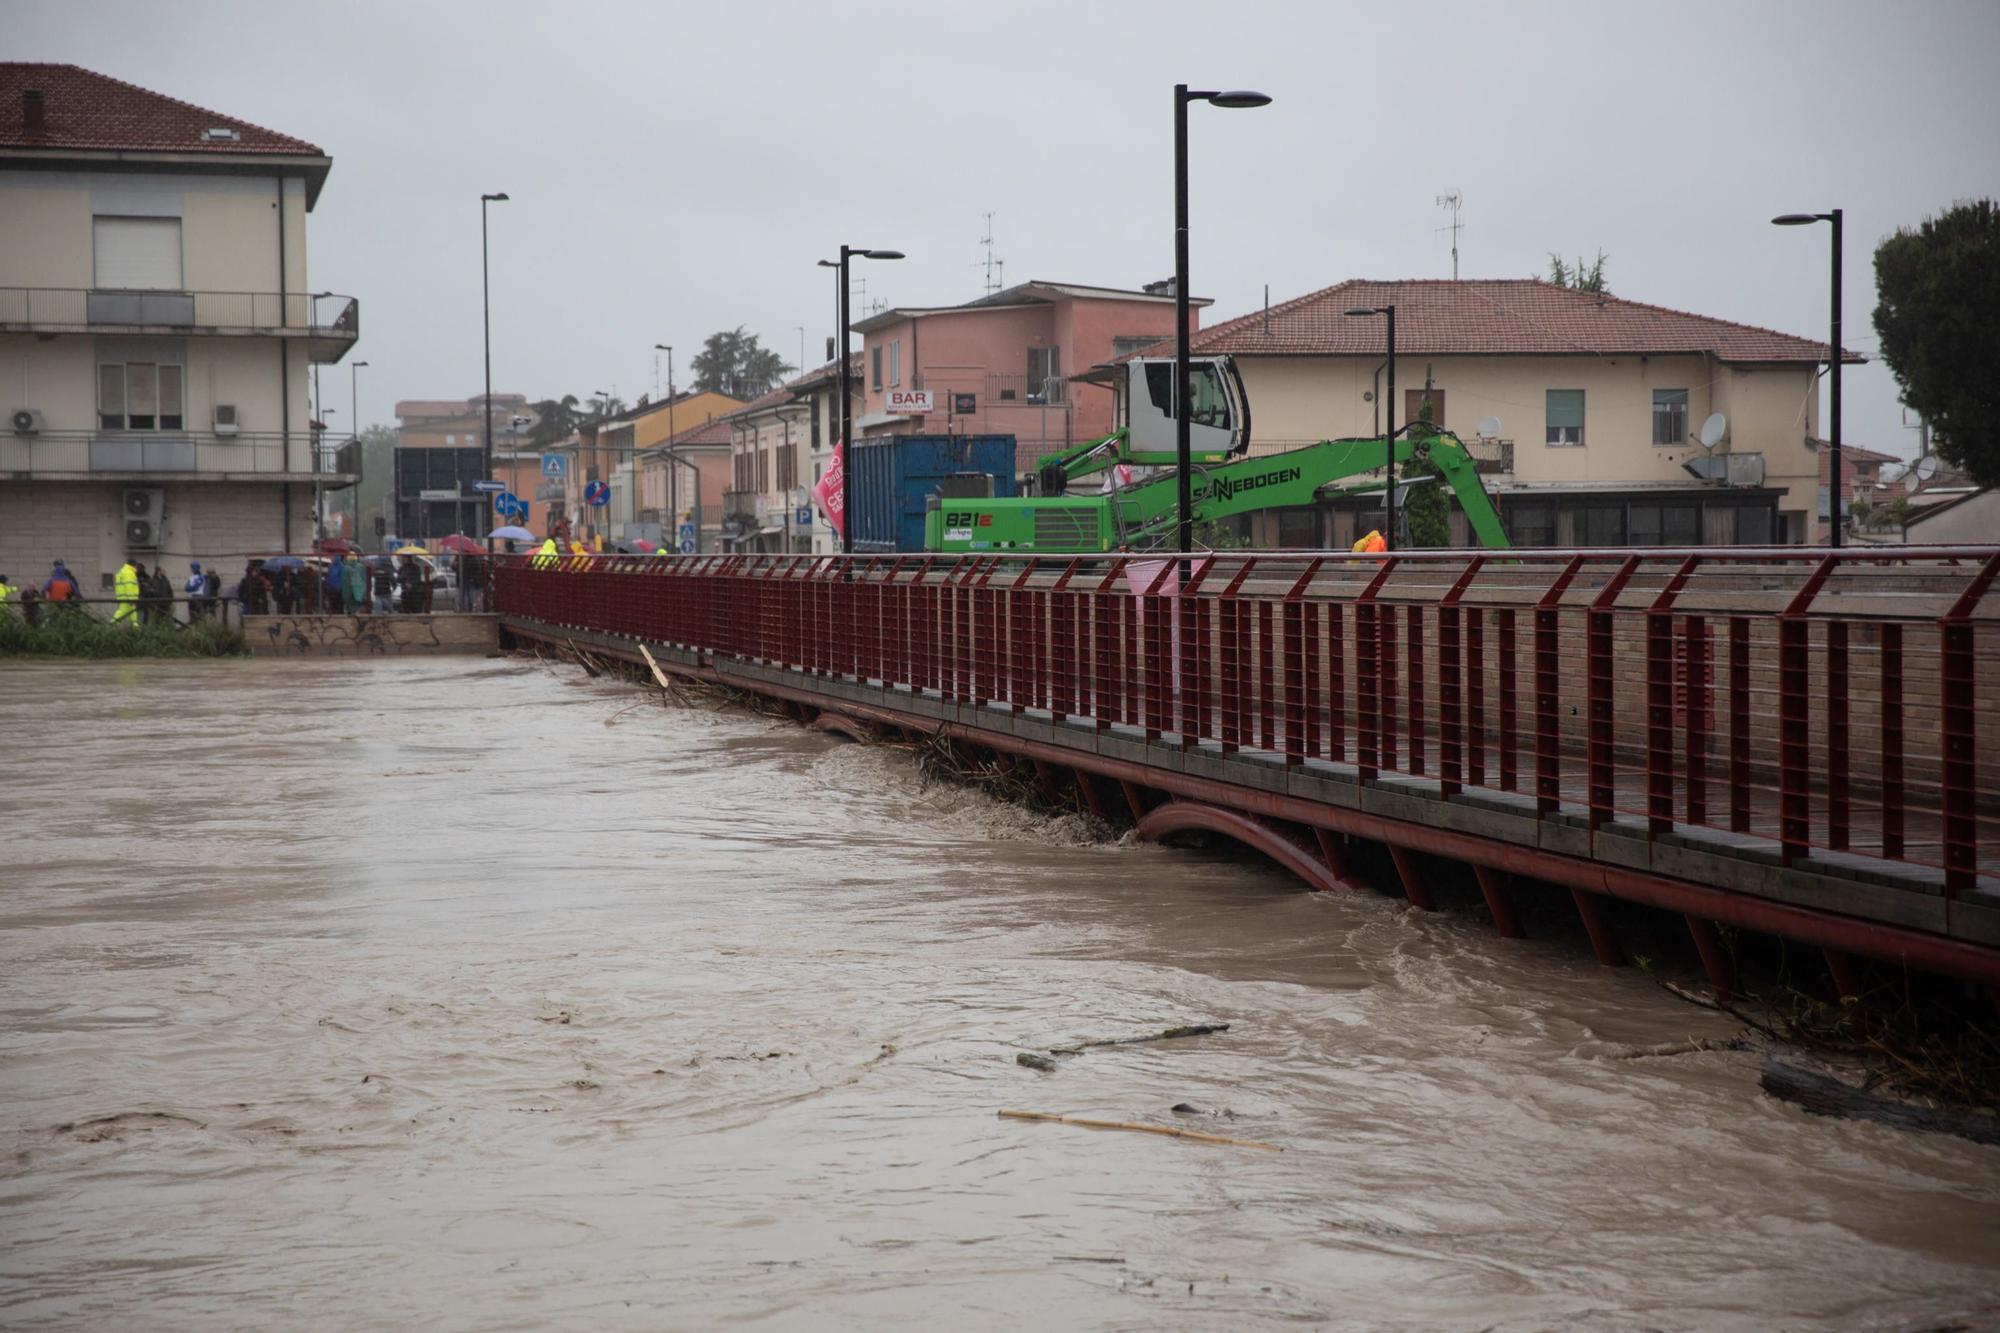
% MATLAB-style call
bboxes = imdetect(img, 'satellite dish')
[1476,415,1502,441]
[1915,454,1939,482]
[1696,413,1727,449]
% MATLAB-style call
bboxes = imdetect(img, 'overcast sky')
[14,0,1999,455]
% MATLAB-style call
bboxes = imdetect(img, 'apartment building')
[1102,279,1856,548]
[0,64,359,594]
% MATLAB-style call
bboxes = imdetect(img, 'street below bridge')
[2,657,1996,1327]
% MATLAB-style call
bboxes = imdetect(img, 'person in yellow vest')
[113,556,143,624]
[533,538,558,570]
[0,572,15,609]
[1352,529,1388,555]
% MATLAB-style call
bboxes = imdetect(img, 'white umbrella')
[489,525,535,541]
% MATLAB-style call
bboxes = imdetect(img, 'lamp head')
[1771,213,1824,226]
[354,360,369,368]
[483,192,510,202]
[863,249,905,260]
[1206,90,1272,108]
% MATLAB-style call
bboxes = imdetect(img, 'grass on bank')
[0,611,246,659]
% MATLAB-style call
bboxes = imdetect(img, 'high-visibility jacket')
[1352,530,1387,555]
[0,579,15,606]
[532,539,558,570]
[114,561,141,621]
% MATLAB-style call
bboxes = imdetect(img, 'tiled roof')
[655,417,732,449]
[1142,279,1862,365]
[0,63,323,156]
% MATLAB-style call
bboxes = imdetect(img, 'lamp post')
[1772,208,1843,547]
[655,343,678,538]
[349,359,367,543]
[824,245,904,554]
[481,191,508,557]
[1343,303,1397,550]
[1174,85,1270,555]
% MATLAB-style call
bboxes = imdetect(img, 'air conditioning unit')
[214,404,241,437]
[124,488,165,549]
[10,408,44,435]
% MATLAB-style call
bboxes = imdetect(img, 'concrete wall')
[0,480,307,597]
[1228,353,1821,540]
[245,613,499,656]
[1901,490,1998,545]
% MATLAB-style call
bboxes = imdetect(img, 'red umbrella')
[433,534,483,554]
[631,539,658,552]
[314,537,361,555]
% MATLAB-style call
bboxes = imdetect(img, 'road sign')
[953,392,977,415]
[493,490,520,511]
[678,522,696,546]
[678,535,697,554]
[795,506,812,526]
[541,455,566,479]
[418,488,458,501]
[583,479,611,507]
[471,480,506,494]
[502,499,528,519]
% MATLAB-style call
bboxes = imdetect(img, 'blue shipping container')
[850,435,1017,553]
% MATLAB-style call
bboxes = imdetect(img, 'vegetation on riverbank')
[0,612,246,659]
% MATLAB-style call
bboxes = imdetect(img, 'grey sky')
[13,0,1998,455]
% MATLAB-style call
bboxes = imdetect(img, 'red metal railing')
[494,547,2000,895]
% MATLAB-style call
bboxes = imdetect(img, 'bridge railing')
[493,547,2000,895]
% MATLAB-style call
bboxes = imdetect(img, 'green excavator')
[922,355,1510,553]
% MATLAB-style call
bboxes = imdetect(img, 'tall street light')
[1344,303,1397,550]
[349,359,368,543]
[1772,208,1843,547]
[825,245,903,554]
[481,191,509,557]
[655,343,678,537]
[1174,84,1270,555]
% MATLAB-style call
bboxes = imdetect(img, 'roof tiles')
[0,62,322,156]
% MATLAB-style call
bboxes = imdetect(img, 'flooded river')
[2,657,1996,1330]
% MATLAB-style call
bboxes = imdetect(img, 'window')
[756,447,769,492]
[1652,389,1689,445]
[1027,346,1062,403]
[1507,503,1556,547]
[1140,361,1231,428]
[97,361,184,431]
[810,394,821,449]
[1629,503,1699,546]
[1580,505,1625,545]
[1735,505,1773,545]
[778,445,795,492]
[889,340,901,388]
[1546,389,1585,446]
[93,217,183,290]
[871,346,883,391]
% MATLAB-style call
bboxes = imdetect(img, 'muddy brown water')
[1,657,1995,1330]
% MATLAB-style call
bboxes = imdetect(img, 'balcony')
[984,373,1066,405]
[1464,436,1515,476]
[1,429,357,483]
[0,288,360,363]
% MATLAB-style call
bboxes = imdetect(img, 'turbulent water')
[1,657,1995,1330]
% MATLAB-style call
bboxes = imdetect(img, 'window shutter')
[94,217,184,290]
[1546,390,1585,429]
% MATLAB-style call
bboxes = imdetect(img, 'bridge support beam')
[1073,768,1110,821]
[809,711,875,744]
[1135,801,1352,895]
[1387,845,1438,912]
[1685,915,1736,1001]
[1571,889,1626,967]
[1473,864,1526,939]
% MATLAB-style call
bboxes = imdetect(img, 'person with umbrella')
[343,552,368,614]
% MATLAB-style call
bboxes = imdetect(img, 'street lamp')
[824,245,904,554]
[349,360,368,543]
[481,191,508,557]
[1174,85,1270,555]
[1772,209,1844,547]
[655,343,680,541]
[1344,303,1397,550]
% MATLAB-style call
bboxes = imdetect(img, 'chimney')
[22,89,46,133]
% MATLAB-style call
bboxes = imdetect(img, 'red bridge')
[494,547,2000,994]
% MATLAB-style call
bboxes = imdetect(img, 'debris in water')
[998,1108,1281,1151]
[1049,1022,1230,1056]
[1017,1053,1058,1072]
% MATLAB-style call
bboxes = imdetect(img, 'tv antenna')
[973,212,1006,295]
[1436,190,1463,279]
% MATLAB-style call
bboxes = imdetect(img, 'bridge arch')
[1134,801,1361,895]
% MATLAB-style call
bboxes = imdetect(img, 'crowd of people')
[0,552,489,626]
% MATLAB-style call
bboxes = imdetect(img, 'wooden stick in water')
[998,1108,1282,1151]
[639,643,674,691]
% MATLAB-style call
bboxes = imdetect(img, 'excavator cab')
[1122,356,1250,462]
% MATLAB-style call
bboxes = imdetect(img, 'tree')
[1547,250,1610,293]
[1399,394,1452,547]
[326,424,397,549]
[690,326,793,398]
[1874,198,2000,486]
[528,395,582,448]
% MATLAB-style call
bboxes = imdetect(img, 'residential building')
[392,392,532,541]
[0,64,359,594]
[850,281,1205,456]
[642,415,733,553]
[720,357,862,554]
[1102,279,1858,548]
[543,390,741,546]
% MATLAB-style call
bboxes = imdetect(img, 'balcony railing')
[1,429,356,479]
[984,373,1066,405]
[0,288,359,360]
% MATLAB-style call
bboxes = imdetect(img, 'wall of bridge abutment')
[493,545,2000,986]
